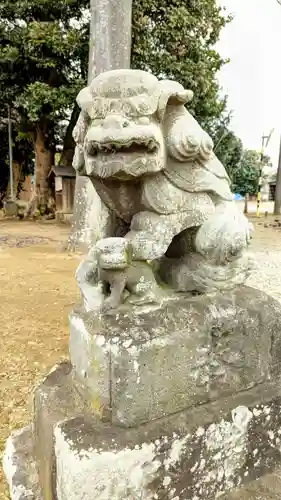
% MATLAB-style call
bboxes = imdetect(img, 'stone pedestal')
[4,286,281,500]
[69,287,281,428]
[4,199,18,217]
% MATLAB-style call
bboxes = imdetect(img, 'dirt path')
[0,221,80,499]
[0,217,281,499]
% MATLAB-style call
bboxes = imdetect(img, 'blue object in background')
[233,193,244,201]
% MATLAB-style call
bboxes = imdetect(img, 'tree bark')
[274,135,281,215]
[59,104,80,167]
[34,123,54,212]
[12,161,22,198]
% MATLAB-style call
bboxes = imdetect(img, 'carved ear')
[72,111,89,174]
[76,86,93,114]
[157,80,193,121]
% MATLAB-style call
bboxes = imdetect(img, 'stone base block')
[4,199,18,217]
[69,286,281,427]
[3,425,42,500]
[33,361,93,500]
[4,364,281,500]
[53,384,281,500]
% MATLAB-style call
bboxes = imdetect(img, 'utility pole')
[256,129,274,216]
[274,134,281,215]
[8,105,14,200]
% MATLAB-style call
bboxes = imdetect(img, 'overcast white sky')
[217,0,281,166]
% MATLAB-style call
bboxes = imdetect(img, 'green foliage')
[212,123,272,197]
[212,123,243,181]
[231,150,261,196]
[0,0,89,204]
[16,82,82,123]
[132,0,231,127]
[0,0,89,124]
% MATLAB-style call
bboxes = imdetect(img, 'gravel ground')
[245,216,281,304]
[0,235,54,248]
[247,251,281,304]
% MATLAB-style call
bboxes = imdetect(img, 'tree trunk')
[34,123,54,213]
[59,104,80,167]
[274,135,281,215]
[244,193,249,214]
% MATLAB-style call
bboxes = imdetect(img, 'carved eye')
[137,116,150,125]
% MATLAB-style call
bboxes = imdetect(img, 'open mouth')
[86,139,158,157]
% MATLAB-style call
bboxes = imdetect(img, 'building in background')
[47,166,76,222]
[261,165,277,201]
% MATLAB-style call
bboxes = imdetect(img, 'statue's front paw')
[195,203,252,264]
[101,296,120,313]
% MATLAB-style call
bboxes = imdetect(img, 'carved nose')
[102,114,128,130]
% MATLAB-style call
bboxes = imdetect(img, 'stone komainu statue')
[73,69,253,312]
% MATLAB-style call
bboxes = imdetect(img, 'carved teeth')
[147,140,156,151]
[88,139,157,154]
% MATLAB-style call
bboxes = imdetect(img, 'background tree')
[211,120,274,196]
[231,149,261,196]
[212,123,243,181]
[0,0,89,211]
[131,0,231,129]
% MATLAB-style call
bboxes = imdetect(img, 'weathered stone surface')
[5,349,281,500]
[223,468,281,499]
[70,285,281,427]
[33,362,91,500]
[3,425,42,500]
[69,311,111,420]
[6,416,281,500]
[53,383,281,500]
